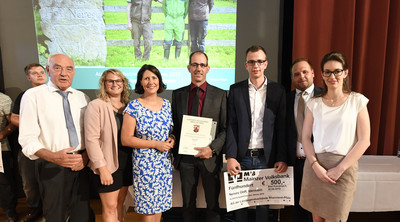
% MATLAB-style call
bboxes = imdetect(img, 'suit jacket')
[172,83,227,172]
[84,98,119,175]
[226,79,287,167]
[286,86,322,165]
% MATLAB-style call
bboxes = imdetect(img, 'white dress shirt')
[19,81,90,160]
[294,84,315,157]
[248,77,267,149]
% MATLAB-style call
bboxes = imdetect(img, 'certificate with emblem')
[178,115,215,155]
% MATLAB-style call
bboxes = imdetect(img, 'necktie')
[57,90,79,147]
[296,91,306,142]
[191,87,199,116]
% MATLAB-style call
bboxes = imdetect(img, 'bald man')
[19,54,93,221]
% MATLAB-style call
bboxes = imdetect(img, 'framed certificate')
[178,115,216,155]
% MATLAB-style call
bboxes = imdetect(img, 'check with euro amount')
[223,167,294,212]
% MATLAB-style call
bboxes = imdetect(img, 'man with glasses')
[226,45,288,222]
[172,51,227,222]
[286,58,321,222]
[19,54,93,221]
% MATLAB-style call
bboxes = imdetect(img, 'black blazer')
[226,79,287,167]
[286,86,322,165]
[172,83,227,172]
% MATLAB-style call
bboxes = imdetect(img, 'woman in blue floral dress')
[121,64,175,222]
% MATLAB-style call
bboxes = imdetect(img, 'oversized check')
[223,167,294,212]
[178,115,213,155]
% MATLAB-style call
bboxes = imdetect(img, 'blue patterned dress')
[124,98,173,214]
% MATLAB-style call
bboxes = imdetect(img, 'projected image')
[33,0,236,90]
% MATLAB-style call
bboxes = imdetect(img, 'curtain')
[292,0,400,155]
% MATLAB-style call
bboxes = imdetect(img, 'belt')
[246,149,264,157]
[297,156,306,160]
[68,149,86,154]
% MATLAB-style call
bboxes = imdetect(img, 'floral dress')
[124,98,173,214]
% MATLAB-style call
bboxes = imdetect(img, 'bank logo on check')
[228,172,243,183]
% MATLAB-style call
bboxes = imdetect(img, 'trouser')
[179,155,221,222]
[189,20,208,53]
[18,150,42,210]
[0,151,17,214]
[36,159,94,222]
[131,21,153,60]
[234,155,269,222]
[164,15,185,42]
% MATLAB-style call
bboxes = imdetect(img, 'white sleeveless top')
[307,92,369,155]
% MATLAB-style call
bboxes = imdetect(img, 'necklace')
[323,94,344,106]
[111,102,124,110]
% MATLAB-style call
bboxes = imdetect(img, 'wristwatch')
[211,148,216,156]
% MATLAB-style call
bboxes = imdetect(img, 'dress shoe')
[23,208,42,222]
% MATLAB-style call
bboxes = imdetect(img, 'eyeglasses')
[105,79,123,85]
[246,60,267,66]
[322,69,344,77]
[190,63,208,68]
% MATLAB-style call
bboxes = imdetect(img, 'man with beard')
[286,58,321,222]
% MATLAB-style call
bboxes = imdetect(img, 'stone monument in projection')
[38,0,106,64]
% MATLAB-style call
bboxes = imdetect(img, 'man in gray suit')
[172,51,226,222]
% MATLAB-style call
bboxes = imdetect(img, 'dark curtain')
[292,0,400,155]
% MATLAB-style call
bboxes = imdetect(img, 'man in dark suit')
[226,45,287,222]
[172,51,227,222]
[287,58,321,222]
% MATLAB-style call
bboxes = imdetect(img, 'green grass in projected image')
[103,0,237,68]
[34,0,237,68]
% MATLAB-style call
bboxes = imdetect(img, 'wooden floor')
[0,198,143,222]
[1,198,399,221]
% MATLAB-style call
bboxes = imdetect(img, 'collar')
[190,81,207,92]
[47,80,73,93]
[296,84,315,96]
[248,76,268,90]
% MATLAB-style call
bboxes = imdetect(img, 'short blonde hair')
[98,69,131,104]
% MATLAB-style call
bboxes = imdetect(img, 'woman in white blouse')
[300,52,370,222]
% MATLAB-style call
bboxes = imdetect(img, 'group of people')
[0,45,370,222]
[127,0,213,60]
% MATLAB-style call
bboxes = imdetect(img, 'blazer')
[226,79,287,167]
[84,98,119,175]
[286,86,322,165]
[172,83,227,172]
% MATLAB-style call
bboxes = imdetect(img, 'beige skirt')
[300,152,358,222]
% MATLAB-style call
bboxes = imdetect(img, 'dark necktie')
[57,90,79,147]
[191,87,199,116]
[296,91,306,142]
